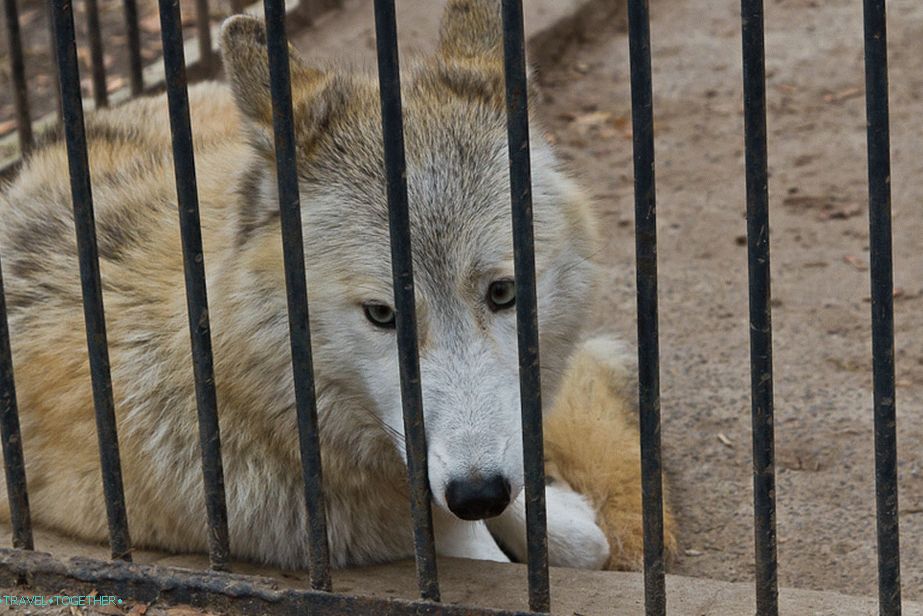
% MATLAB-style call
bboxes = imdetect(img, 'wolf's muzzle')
[445,474,511,520]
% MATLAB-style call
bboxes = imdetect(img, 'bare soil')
[534,0,922,600]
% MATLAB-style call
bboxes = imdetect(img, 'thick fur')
[0,0,675,570]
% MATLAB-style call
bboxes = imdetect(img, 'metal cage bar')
[625,1,666,614]
[158,0,231,572]
[84,0,108,108]
[195,0,214,69]
[862,1,902,614]
[45,0,64,124]
[123,0,143,95]
[373,0,440,602]
[499,1,550,612]
[0,256,33,551]
[740,1,779,614]
[3,0,33,154]
[263,0,333,592]
[50,0,132,562]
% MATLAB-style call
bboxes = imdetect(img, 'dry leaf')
[843,255,869,271]
[823,86,863,103]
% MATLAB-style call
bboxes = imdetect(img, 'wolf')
[0,0,675,571]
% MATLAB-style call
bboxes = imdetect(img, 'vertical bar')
[3,0,33,153]
[373,0,440,602]
[158,0,231,572]
[0,256,33,551]
[50,0,131,561]
[499,1,549,612]
[195,0,214,69]
[84,0,108,107]
[45,0,63,124]
[740,1,779,614]
[123,0,143,95]
[625,1,666,614]
[862,1,902,614]
[262,0,332,592]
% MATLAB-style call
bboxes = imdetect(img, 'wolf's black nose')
[445,475,511,520]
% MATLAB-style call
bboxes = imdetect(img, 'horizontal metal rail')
[0,549,535,616]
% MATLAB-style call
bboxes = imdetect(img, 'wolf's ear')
[426,1,508,108]
[437,0,503,62]
[219,15,325,127]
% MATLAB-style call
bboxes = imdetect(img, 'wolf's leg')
[432,508,510,562]
[486,483,609,569]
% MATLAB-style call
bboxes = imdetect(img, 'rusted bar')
[626,0,666,614]
[500,0,550,612]
[373,0,440,602]
[123,0,143,95]
[3,0,33,153]
[83,0,108,107]
[195,0,214,69]
[263,0,333,591]
[158,0,231,572]
[0,255,33,551]
[50,0,131,561]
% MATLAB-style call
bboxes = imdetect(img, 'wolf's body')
[0,1,675,570]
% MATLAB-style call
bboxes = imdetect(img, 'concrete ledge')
[2,534,921,616]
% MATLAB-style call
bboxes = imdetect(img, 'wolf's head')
[220,1,598,521]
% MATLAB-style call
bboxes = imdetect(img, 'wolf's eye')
[363,302,396,329]
[487,279,516,311]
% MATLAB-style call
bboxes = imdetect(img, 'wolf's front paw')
[486,483,609,570]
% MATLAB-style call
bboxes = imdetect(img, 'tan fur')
[0,0,674,571]
[544,339,679,570]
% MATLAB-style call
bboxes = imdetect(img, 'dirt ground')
[533,0,922,600]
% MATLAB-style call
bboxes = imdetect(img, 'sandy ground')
[533,0,922,600]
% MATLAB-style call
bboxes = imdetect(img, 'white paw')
[544,484,609,570]
[433,508,510,562]
[486,484,609,570]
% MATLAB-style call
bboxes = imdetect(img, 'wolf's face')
[221,4,597,521]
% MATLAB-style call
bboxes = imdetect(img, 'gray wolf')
[0,0,676,570]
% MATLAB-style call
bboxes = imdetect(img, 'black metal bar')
[84,0,108,107]
[0,256,33,551]
[862,2,902,614]
[195,0,214,69]
[158,0,231,572]
[499,1,549,612]
[262,0,332,592]
[740,1,779,614]
[50,0,131,561]
[3,0,33,153]
[45,0,63,125]
[123,0,143,95]
[373,0,440,603]
[625,1,665,615]
[0,549,535,616]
